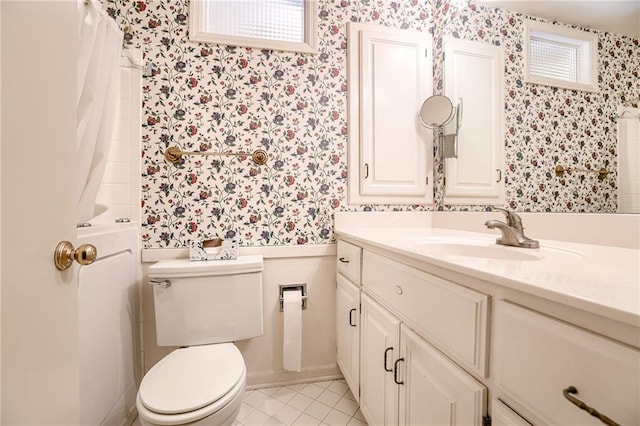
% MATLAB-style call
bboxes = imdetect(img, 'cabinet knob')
[395,285,403,295]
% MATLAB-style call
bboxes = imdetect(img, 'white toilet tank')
[148,255,264,346]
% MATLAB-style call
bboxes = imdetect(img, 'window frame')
[189,0,318,54]
[523,19,598,93]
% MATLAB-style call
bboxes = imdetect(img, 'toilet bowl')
[137,256,264,426]
[137,344,246,426]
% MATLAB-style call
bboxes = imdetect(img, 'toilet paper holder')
[279,284,308,312]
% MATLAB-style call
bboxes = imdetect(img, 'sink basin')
[410,238,582,262]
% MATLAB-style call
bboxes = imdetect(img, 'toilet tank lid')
[149,255,263,278]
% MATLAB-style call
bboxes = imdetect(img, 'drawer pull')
[349,308,357,327]
[383,347,393,372]
[393,358,404,385]
[338,257,350,264]
[562,386,620,426]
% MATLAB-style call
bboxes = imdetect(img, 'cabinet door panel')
[347,22,433,204]
[360,295,401,425]
[336,274,361,401]
[444,37,505,205]
[399,325,486,426]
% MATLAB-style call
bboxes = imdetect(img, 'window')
[189,0,318,54]
[524,20,598,92]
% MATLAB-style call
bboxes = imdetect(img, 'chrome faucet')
[485,208,540,249]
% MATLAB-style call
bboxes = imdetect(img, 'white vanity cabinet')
[335,224,640,426]
[348,247,489,425]
[336,240,362,402]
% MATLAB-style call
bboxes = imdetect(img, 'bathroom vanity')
[334,218,639,426]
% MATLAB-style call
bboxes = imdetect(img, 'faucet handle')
[492,207,522,229]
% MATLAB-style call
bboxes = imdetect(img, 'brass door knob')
[54,241,97,271]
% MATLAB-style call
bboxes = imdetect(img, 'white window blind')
[205,0,305,43]
[529,36,578,82]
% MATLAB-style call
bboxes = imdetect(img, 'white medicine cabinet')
[443,37,506,205]
[347,23,434,205]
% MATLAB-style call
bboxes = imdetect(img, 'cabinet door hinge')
[426,176,429,185]
[483,415,491,426]
[425,48,428,58]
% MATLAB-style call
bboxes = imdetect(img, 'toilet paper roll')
[283,289,302,372]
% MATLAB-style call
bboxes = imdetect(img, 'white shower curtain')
[77,0,123,223]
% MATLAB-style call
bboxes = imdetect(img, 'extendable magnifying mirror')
[418,95,462,159]
[418,95,456,128]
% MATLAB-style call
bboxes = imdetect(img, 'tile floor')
[237,379,367,426]
[133,379,367,426]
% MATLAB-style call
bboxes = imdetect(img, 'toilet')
[136,255,264,425]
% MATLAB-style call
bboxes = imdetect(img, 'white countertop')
[335,226,640,327]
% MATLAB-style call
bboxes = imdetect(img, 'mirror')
[419,95,455,128]
[431,1,638,213]
[419,95,462,159]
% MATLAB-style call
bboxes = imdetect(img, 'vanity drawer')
[362,250,489,376]
[494,300,640,425]
[337,240,362,284]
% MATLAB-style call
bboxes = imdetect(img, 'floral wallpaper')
[103,0,638,248]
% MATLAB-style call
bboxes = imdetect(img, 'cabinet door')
[360,295,401,425]
[491,399,532,426]
[336,274,361,401]
[398,325,486,426]
[443,37,505,205]
[347,22,433,205]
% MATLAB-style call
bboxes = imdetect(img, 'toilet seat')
[138,343,245,423]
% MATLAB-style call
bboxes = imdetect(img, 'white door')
[398,325,487,426]
[360,295,401,426]
[336,274,361,401]
[1,2,80,423]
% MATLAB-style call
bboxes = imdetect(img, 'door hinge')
[426,176,429,185]
[483,415,491,426]
[425,48,428,58]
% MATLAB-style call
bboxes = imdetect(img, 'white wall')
[617,106,640,213]
[141,248,341,387]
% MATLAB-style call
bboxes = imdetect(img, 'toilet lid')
[139,344,245,415]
